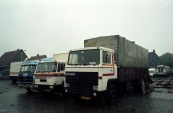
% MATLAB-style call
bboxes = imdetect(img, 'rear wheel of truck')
[12,79,17,84]
[106,84,117,105]
[26,88,33,93]
[132,79,143,93]
[73,95,81,101]
[62,91,69,98]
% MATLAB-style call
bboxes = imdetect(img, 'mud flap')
[143,76,155,93]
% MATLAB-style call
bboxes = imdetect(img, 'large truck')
[34,53,68,95]
[10,62,23,83]
[18,60,39,92]
[64,35,153,104]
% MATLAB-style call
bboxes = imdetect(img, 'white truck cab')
[34,53,68,94]
[34,60,66,93]
[65,47,118,103]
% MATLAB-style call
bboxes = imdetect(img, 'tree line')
[160,52,173,68]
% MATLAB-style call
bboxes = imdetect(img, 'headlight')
[93,86,98,90]
[49,86,53,89]
[66,83,70,87]
[93,92,97,96]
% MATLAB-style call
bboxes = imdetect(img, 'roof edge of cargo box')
[84,35,148,50]
[84,35,149,68]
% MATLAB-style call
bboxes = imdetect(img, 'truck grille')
[18,74,33,82]
[18,77,33,82]
[66,72,98,91]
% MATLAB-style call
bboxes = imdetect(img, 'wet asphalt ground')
[0,80,173,113]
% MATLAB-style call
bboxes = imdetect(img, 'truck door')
[101,51,114,90]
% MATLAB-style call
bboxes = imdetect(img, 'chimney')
[153,49,155,53]
[37,54,39,56]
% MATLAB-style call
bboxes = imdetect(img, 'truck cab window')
[60,64,65,71]
[58,63,65,72]
[114,53,116,64]
[58,63,61,72]
[103,51,111,64]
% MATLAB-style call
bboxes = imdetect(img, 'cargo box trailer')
[9,62,23,83]
[64,35,153,104]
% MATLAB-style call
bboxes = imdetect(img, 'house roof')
[29,54,47,60]
[148,50,160,67]
[0,49,23,67]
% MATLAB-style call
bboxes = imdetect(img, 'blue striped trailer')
[153,65,171,77]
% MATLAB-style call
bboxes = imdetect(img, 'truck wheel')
[61,81,69,98]
[106,84,117,105]
[73,95,81,101]
[26,88,33,93]
[133,79,142,93]
[12,79,16,84]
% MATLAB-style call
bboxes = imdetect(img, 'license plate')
[81,96,90,100]
[22,86,26,88]
[44,89,50,92]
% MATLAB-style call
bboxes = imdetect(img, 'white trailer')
[53,53,68,61]
[9,61,23,83]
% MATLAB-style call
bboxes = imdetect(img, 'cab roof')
[22,60,39,65]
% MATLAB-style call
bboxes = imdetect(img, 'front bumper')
[18,83,34,89]
[33,84,62,93]
[65,87,104,99]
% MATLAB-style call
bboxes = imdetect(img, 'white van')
[149,68,155,76]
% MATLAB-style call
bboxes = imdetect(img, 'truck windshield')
[20,65,37,73]
[36,62,57,73]
[68,49,100,65]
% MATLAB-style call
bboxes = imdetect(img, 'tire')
[62,91,70,98]
[73,95,81,101]
[12,79,17,84]
[106,84,117,105]
[132,79,142,93]
[61,81,70,98]
[26,88,33,93]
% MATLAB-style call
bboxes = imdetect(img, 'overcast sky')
[0,0,173,58]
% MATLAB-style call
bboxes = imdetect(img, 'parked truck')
[34,53,68,95]
[18,60,39,92]
[153,65,172,77]
[10,61,23,84]
[64,35,153,104]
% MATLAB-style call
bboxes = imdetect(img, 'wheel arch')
[106,79,118,91]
